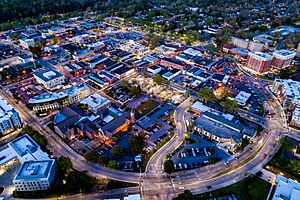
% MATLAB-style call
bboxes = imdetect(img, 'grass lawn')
[195,176,271,200]
[135,99,160,119]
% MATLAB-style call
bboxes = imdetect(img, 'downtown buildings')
[0,95,22,136]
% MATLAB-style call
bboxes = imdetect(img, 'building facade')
[245,51,273,74]
[34,69,65,91]
[0,96,22,135]
[13,160,56,191]
[271,49,296,70]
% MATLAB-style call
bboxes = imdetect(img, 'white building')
[34,69,65,91]
[147,65,162,74]
[28,84,91,112]
[273,175,300,200]
[8,134,50,163]
[48,27,66,35]
[0,96,22,135]
[19,38,35,49]
[234,91,251,106]
[84,41,105,51]
[73,34,90,44]
[291,106,300,127]
[13,159,56,192]
[183,48,201,57]
[80,93,111,114]
[0,134,56,192]
[162,70,181,81]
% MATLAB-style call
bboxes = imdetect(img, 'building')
[160,57,188,71]
[34,69,65,91]
[19,38,35,49]
[48,26,66,35]
[13,159,56,191]
[183,48,201,57]
[28,84,90,113]
[147,65,162,74]
[84,41,105,51]
[231,36,249,49]
[273,175,300,200]
[0,95,22,135]
[291,106,300,128]
[248,41,264,52]
[234,91,251,106]
[8,134,50,163]
[245,51,273,74]
[271,50,296,70]
[190,101,212,114]
[194,111,243,151]
[272,79,300,109]
[80,93,111,114]
[99,110,135,138]
[73,34,90,44]
[54,106,87,139]
[0,134,55,192]
[253,34,274,47]
[72,50,94,61]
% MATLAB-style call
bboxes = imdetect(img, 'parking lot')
[229,78,265,116]
[170,134,230,170]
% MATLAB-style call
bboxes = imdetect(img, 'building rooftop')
[273,49,296,59]
[273,175,300,200]
[9,134,49,163]
[235,91,251,105]
[249,51,273,61]
[0,95,16,119]
[28,84,90,104]
[80,93,110,112]
[14,159,55,181]
[194,111,243,143]
[34,69,63,82]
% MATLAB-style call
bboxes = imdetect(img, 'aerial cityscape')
[0,0,300,200]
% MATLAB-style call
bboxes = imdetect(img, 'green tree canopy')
[56,156,73,174]
[164,160,175,174]
[128,135,145,156]
[153,75,163,85]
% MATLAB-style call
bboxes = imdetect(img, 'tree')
[175,190,195,200]
[56,156,73,174]
[130,85,141,96]
[279,137,294,158]
[153,75,163,85]
[128,135,145,156]
[111,146,124,159]
[164,160,175,174]
[149,35,161,50]
[221,98,239,113]
[108,160,117,169]
[120,79,129,89]
[288,160,300,175]
[198,87,218,103]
